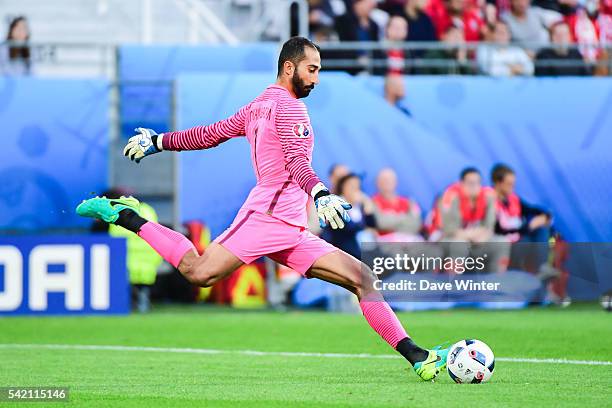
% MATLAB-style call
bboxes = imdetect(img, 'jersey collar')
[269,84,296,98]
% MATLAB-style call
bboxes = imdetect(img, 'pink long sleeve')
[275,102,321,195]
[162,104,249,151]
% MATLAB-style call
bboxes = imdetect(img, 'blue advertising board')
[0,235,129,315]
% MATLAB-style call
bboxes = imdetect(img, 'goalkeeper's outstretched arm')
[124,104,249,162]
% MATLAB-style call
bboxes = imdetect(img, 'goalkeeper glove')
[123,127,163,163]
[312,183,352,229]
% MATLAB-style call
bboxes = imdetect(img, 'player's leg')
[307,250,448,380]
[307,250,419,351]
[177,242,243,287]
[76,196,243,287]
[272,230,448,381]
[137,224,242,286]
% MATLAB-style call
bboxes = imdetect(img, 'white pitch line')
[0,344,610,366]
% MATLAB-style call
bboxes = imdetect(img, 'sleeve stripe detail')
[275,99,320,193]
[163,104,249,151]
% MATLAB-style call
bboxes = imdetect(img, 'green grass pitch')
[0,304,610,407]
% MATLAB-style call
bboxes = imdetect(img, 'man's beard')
[292,71,314,99]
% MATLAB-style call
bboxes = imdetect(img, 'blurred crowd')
[3,3,611,81]
[310,163,556,276]
[309,0,611,78]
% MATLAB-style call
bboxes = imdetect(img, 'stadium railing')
[1,42,115,78]
[7,41,610,79]
[317,41,612,76]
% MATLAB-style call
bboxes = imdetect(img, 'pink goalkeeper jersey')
[161,85,321,228]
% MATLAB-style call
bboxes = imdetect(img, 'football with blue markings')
[447,339,495,384]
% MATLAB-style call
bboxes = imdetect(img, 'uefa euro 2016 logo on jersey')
[292,123,310,138]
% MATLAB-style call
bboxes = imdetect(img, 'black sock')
[115,208,147,233]
[396,337,429,366]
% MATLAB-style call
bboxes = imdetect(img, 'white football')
[601,292,612,312]
[447,339,495,384]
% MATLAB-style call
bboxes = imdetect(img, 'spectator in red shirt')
[600,0,612,46]
[439,168,496,242]
[427,0,486,41]
[438,167,510,273]
[565,5,600,63]
[372,168,423,241]
[384,15,409,75]
[372,168,442,268]
[596,0,612,74]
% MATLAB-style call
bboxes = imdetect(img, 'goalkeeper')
[77,37,448,381]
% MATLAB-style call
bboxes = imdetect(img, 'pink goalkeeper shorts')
[214,208,338,275]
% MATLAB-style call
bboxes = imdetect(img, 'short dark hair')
[277,36,320,78]
[460,167,481,180]
[491,163,515,184]
[337,173,361,196]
